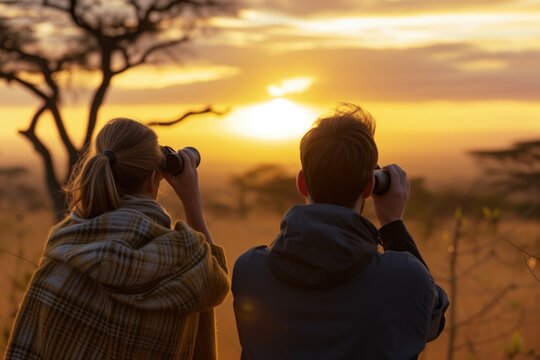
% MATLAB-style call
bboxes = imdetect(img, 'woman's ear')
[145,171,162,199]
[296,169,309,197]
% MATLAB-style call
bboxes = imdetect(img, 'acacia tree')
[0,0,230,221]
[470,139,540,196]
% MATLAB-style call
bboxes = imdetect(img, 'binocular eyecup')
[160,146,201,175]
[373,168,391,196]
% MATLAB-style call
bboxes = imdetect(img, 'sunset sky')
[1,0,539,188]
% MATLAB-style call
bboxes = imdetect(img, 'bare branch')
[67,0,97,35]
[147,105,229,126]
[454,310,526,350]
[42,0,68,12]
[526,259,540,283]
[0,72,48,100]
[113,36,190,75]
[455,283,517,328]
[455,249,495,278]
[19,104,68,219]
[0,249,39,268]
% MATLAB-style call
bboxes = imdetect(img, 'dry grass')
[1,207,539,359]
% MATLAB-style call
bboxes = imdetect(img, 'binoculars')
[160,146,201,175]
[159,146,391,196]
[373,168,390,195]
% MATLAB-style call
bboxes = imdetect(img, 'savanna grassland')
[1,173,539,360]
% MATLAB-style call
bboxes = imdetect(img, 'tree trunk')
[446,208,462,360]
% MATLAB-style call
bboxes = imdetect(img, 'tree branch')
[113,36,190,75]
[67,0,97,35]
[147,105,229,126]
[18,104,65,219]
[0,72,48,100]
[0,249,38,268]
[42,0,68,12]
[454,310,526,350]
[0,37,78,166]
[456,249,495,278]
[83,69,113,153]
[455,283,517,328]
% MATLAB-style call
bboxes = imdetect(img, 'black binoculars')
[373,168,390,195]
[160,146,201,175]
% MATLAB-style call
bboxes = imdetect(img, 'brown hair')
[300,104,378,208]
[65,118,163,218]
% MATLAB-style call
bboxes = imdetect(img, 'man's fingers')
[384,164,408,192]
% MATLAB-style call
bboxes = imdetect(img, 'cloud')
[244,0,522,17]
[101,43,540,104]
[1,42,538,106]
[267,77,315,97]
[207,11,540,51]
[113,65,240,89]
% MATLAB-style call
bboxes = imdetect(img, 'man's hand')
[372,164,410,227]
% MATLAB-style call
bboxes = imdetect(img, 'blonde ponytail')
[65,118,163,219]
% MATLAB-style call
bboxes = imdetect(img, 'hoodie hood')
[267,204,379,289]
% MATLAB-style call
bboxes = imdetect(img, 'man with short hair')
[232,104,449,360]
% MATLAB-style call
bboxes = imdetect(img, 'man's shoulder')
[235,245,269,266]
[374,250,434,289]
[232,246,270,289]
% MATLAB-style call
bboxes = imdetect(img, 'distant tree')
[0,0,232,221]
[470,139,540,195]
[230,164,303,216]
[0,166,46,211]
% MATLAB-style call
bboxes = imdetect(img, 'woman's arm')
[162,149,214,244]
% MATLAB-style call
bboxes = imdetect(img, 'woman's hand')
[161,149,213,243]
[161,149,201,204]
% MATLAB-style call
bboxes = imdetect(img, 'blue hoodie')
[233,204,448,360]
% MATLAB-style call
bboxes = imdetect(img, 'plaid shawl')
[5,196,230,360]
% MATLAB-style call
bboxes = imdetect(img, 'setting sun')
[225,98,317,141]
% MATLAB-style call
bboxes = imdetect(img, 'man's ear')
[362,172,375,199]
[296,169,309,197]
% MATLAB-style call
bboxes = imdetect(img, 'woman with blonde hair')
[5,118,230,360]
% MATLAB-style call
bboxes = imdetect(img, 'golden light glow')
[225,99,317,141]
[267,77,314,97]
[113,65,240,89]
[14,65,240,90]
[453,59,508,72]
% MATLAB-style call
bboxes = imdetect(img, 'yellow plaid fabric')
[5,201,230,360]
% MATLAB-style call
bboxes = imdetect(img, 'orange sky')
[0,0,539,189]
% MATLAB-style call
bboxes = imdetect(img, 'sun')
[225,76,317,141]
[227,98,318,141]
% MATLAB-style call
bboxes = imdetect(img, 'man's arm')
[380,219,449,340]
[379,219,427,269]
[372,164,449,341]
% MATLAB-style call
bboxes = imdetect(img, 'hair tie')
[102,150,117,166]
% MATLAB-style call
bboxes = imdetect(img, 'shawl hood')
[267,204,379,289]
[43,195,207,309]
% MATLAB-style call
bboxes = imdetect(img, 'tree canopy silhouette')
[0,0,231,220]
[469,139,540,195]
